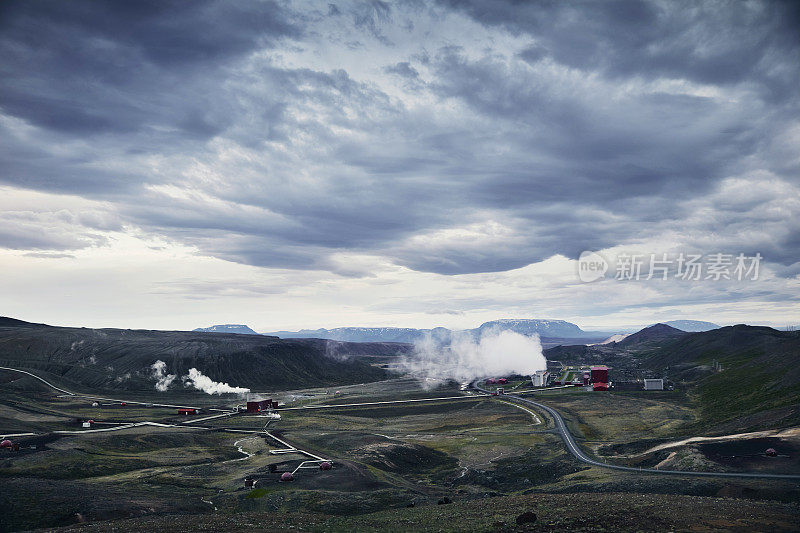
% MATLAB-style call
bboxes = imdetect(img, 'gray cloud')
[441,0,800,100]
[0,0,797,285]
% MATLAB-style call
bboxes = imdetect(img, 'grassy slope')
[36,493,800,532]
[641,325,800,432]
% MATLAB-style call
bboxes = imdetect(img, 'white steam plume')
[151,360,176,392]
[183,368,250,395]
[396,328,547,387]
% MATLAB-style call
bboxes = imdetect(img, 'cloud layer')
[0,1,798,328]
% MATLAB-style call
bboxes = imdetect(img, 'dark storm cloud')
[441,0,800,100]
[0,0,299,138]
[0,0,300,200]
[0,0,798,279]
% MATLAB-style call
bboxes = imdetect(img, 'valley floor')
[2,370,800,531]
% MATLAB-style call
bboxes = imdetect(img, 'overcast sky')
[1,0,798,332]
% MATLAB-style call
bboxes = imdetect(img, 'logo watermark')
[578,252,762,282]
[577,251,609,282]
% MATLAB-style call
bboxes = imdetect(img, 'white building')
[531,370,550,387]
[643,379,664,390]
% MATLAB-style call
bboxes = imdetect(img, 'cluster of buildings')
[533,365,611,391]
[535,365,667,392]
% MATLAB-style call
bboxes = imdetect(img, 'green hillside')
[642,325,800,432]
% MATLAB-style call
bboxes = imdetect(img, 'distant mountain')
[266,318,601,344]
[265,327,434,344]
[475,318,587,338]
[0,319,401,392]
[194,324,259,335]
[654,320,720,332]
[617,323,688,347]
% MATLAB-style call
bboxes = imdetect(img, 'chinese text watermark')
[578,251,761,283]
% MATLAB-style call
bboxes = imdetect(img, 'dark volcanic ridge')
[0,317,408,393]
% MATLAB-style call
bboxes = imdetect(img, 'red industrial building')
[178,408,198,415]
[592,382,609,391]
[246,399,278,413]
[590,366,608,384]
[497,378,508,385]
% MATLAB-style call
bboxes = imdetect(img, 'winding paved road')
[475,383,800,481]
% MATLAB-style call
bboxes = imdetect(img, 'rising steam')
[151,360,176,392]
[150,361,249,394]
[396,328,547,386]
[183,368,250,395]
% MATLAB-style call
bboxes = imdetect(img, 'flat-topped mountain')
[657,320,720,332]
[193,324,259,335]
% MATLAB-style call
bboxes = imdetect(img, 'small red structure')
[497,378,508,385]
[583,372,591,386]
[590,366,608,384]
[0,439,12,449]
[178,408,198,415]
[280,472,294,482]
[765,448,778,457]
[246,400,278,413]
[592,382,609,391]
[120,402,127,407]
[319,461,332,471]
